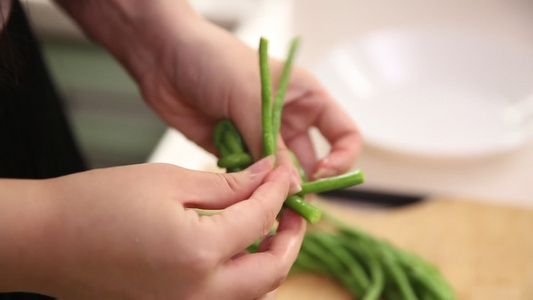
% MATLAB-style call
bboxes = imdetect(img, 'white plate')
[314,28,533,158]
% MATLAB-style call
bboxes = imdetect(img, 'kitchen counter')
[276,197,533,300]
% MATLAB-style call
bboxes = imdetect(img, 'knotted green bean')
[217,153,253,169]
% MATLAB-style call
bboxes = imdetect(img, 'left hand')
[57,0,361,179]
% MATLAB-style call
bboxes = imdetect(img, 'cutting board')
[275,198,533,300]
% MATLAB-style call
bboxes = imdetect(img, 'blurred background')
[20,0,533,298]
[22,0,258,168]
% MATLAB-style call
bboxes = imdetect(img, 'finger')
[276,138,302,194]
[280,68,361,179]
[211,165,291,258]
[182,156,274,209]
[282,90,361,180]
[214,208,306,299]
[258,234,276,252]
[283,131,317,179]
[308,89,362,179]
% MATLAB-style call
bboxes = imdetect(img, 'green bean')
[385,245,455,300]
[313,233,370,295]
[347,230,453,300]
[224,120,248,152]
[213,120,230,150]
[226,167,244,173]
[217,153,253,169]
[412,280,440,300]
[340,237,384,300]
[218,143,232,158]
[336,220,418,299]
[223,130,245,154]
[259,37,275,157]
[402,264,455,299]
[293,249,331,274]
[247,239,261,253]
[300,169,365,194]
[380,247,418,300]
[272,37,300,150]
[302,234,361,296]
[384,287,402,300]
[360,250,384,300]
[301,233,344,274]
[284,195,322,224]
[289,151,307,182]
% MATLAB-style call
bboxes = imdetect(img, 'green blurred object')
[41,40,166,168]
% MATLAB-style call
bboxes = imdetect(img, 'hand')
[56,0,361,179]
[138,19,361,179]
[8,159,304,299]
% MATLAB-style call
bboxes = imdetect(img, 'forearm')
[0,179,54,294]
[54,0,202,83]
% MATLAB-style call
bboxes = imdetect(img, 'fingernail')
[313,167,337,180]
[289,168,302,194]
[248,155,275,174]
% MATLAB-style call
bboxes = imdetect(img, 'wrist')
[55,0,204,83]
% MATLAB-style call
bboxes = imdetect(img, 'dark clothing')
[1,1,85,299]
[0,0,85,179]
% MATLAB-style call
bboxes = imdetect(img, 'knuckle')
[255,199,276,236]
[187,247,217,274]
[216,173,242,195]
[181,237,219,275]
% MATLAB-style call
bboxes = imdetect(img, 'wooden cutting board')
[276,198,533,300]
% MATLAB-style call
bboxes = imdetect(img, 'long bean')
[223,121,247,153]
[284,195,322,224]
[218,143,231,158]
[380,247,418,300]
[272,37,300,150]
[217,153,253,169]
[289,151,307,182]
[213,120,230,150]
[313,233,370,294]
[259,37,275,157]
[300,169,365,194]
[294,249,331,274]
[302,234,362,295]
[341,238,385,300]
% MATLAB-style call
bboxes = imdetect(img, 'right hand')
[20,158,304,299]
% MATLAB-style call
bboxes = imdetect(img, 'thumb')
[182,156,275,209]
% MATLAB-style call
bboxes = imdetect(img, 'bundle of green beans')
[289,215,457,300]
[214,37,365,224]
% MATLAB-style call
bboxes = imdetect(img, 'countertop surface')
[276,197,533,300]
